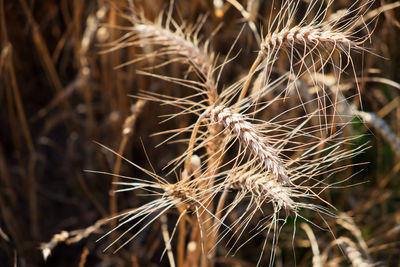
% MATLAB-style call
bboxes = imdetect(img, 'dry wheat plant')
[88,0,374,265]
[2,0,400,266]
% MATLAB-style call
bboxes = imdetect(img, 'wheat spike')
[354,110,400,159]
[262,26,357,54]
[210,105,289,184]
[337,237,373,267]
[133,22,212,76]
[229,172,296,211]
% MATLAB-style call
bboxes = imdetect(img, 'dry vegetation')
[1,0,400,266]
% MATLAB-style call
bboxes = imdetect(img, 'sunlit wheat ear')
[90,144,218,253]
[109,12,216,83]
[229,172,297,211]
[216,122,367,226]
[107,10,222,108]
[209,105,290,184]
[133,21,214,74]
[241,0,374,108]
[262,0,372,57]
[211,131,364,266]
[262,26,360,57]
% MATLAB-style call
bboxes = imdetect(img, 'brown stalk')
[238,51,263,102]
[110,99,146,229]
[177,211,187,266]
[19,0,72,114]
[78,247,89,267]
[100,4,129,137]
[2,35,38,237]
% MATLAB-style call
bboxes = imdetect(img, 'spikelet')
[110,12,220,107]
[110,13,216,93]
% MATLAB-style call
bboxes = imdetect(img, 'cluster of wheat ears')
[40,0,385,266]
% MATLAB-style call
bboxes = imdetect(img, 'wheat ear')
[262,26,357,54]
[210,105,289,184]
[101,178,217,252]
[336,237,373,267]
[133,22,213,77]
[40,218,109,260]
[354,110,400,159]
[229,172,295,211]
